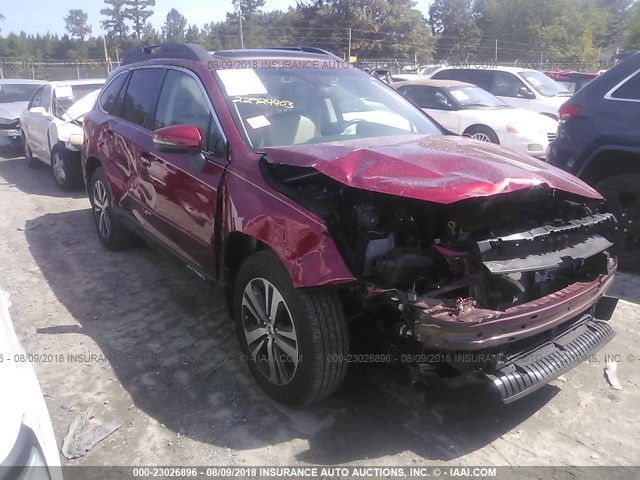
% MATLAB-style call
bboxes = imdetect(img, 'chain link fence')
[0,59,122,81]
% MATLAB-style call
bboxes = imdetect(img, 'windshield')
[518,71,570,97]
[215,66,441,150]
[0,83,41,103]
[445,86,508,109]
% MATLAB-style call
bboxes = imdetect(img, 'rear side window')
[29,86,45,108]
[100,73,129,114]
[121,69,165,128]
[398,86,450,109]
[610,71,640,100]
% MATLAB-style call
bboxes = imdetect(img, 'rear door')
[112,68,166,231]
[143,68,227,271]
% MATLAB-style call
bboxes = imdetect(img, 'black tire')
[22,133,39,168]
[51,148,81,191]
[233,250,349,406]
[464,125,500,144]
[89,167,137,250]
[596,174,640,270]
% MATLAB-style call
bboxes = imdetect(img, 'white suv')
[429,66,571,119]
[21,79,104,190]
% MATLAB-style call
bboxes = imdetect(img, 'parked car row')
[73,43,620,407]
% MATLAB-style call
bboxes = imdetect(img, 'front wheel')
[234,250,349,406]
[464,125,499,144]
[597,174,640,270]
[51,149,81,191]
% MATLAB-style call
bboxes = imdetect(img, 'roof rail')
[269,47,343,61]
[122,42,211,65]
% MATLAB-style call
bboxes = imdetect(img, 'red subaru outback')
[82,44,618,406]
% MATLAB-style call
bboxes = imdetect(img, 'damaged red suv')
[82,44,619,406]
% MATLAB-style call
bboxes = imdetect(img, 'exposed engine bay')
[262,159,618,402]
[263,160,615,309]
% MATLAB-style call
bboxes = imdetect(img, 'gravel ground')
[1,147,639,467]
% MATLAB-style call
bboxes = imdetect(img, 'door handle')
[140,152,152,167]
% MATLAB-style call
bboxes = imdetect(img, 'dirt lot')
[1,147,639,467]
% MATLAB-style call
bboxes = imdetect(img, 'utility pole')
[236,0,244,49]
[495,39,498,63]
[348,27,352,61]
[101,26,110,74]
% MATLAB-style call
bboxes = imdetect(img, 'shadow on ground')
[26,207,559,463]
[0,153,85,198]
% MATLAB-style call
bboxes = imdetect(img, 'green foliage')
[0,0,635,65]
[65,10,92,41]
[124,0,155,39]
[162,8,187,42]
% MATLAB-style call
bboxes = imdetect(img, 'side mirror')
[29,106,48,116]
[517,87,535,99]
[153,124,203,153]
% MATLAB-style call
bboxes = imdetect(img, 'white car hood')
[536,94,571,110]
[0,102,29,122]
[62,89,100,123]
[0,291,61,471]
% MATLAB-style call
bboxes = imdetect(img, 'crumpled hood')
[264,134,601,204]
[0,102,28,122]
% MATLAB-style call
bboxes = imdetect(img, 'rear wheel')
[596,174,640,270]
[234,250,349,406]
[22,133,39,168]
[464,125,499,144]
[89,167,137,250]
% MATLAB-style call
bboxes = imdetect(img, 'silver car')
[0,79,46,147]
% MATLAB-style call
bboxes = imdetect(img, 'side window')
[432,70,494,91]
[400,86,451,109]
[610,71,640,100]
[41,85,52,112]
[99,73,129,115]
[492,72,528,98]
[154,70,225,156]
[29,86,44,109]
[121,69,165,128]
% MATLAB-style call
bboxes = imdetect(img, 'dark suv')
[547,53,640,268]
[82,43,618,406]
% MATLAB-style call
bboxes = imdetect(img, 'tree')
[64,9,92,41]
[162,8,187,42]
[101,0,129,41]
[227,0,266,22]
[185,25,202,44]
[141,21,160,43]
[429,0,481,61]
[124,0,155,39]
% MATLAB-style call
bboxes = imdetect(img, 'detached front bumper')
[488,312,615,403]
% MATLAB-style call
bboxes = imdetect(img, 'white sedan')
[20,79,104,190]
[0,290,62,478]
[393,79,558,159]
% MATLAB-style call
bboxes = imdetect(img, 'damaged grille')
[476,213,615,274]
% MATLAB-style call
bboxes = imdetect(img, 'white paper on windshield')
[449,90,469,101]
[54,85,74,98]
[246,115,271,129]
[217,69,267,96]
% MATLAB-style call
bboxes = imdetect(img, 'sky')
[1,0,432,37]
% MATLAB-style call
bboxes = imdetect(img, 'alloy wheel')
[241,278,299,385]
[93,179,111,239]
[471,132,492,142]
